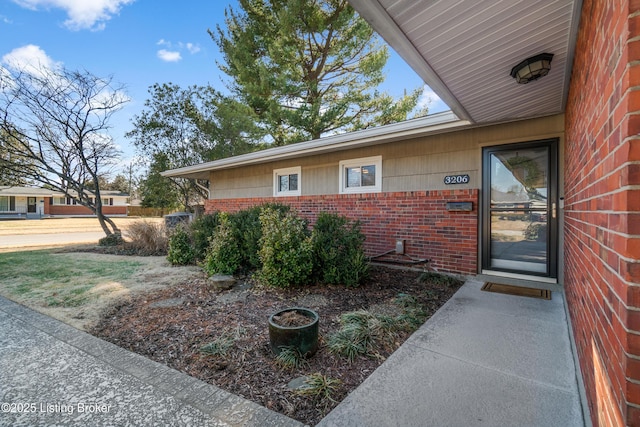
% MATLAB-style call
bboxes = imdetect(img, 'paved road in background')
[0,232,105,249]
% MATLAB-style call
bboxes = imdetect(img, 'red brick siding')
[205,190,478,275]
[46,204,126,216]
[565,0,640,425]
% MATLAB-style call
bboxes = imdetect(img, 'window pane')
[346,167,361,187]
[0,197,7,211]
[361,165,376,187]
[289,174,298,191]
[279,175,289,192]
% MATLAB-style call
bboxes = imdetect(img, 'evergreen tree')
[212,0,425,145]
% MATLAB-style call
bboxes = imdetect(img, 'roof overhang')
[0,186,56,197]
[349,0,582,124]
[162,111,470,179]
[162,0,582,181]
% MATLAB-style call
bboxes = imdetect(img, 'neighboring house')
[0,186,128,218]
[163,1,639,425]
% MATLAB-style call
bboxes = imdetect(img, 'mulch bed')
[91,265,462,425]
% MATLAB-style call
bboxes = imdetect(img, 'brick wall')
[46,204,127,216]
[205,189,478,275]
[565,0,640,425]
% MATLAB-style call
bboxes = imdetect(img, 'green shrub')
[190,213,221,261]
[203,213,242,276]
[231,203,291,271]
[258,207,313,288]
[125,220,168,255]
[98,232,124,247]
[167,223,195,265]
[311,212,368,287]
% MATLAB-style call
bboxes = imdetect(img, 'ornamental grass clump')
[328,294,427,362]
[125,220,168,255]
[199,327,244,357]
[294,373,342,405]
[275,345,307,369]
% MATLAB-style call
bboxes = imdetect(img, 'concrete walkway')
[318,279,588,427]
[0,296,303,427]
[0,279,587,427]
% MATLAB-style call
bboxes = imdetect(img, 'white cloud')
[11,0,134,31]
[1,44,61,76]
[417,85,440,109]
[1,15,13,24]
[157,49,181,62]
[155,39,200,61]
[417,85,450,113]
[1,45,129,113]
[185,43,200,54]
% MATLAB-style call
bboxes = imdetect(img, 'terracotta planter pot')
[268,307,319,357]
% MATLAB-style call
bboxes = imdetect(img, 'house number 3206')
[444,174,470,185]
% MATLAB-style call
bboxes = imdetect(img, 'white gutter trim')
[161,111,469,178]
[348,0,474,123]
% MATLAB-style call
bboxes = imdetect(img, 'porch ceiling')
[349,0,582,124]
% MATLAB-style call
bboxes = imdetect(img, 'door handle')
[552,203,557,219]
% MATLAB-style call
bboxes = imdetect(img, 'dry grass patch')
[0,249,203,330]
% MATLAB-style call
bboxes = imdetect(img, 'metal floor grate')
[481,282,551,300]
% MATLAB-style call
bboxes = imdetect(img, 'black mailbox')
[446,202,473,211]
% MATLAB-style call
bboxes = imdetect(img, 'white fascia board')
[162,111,469,178]
[347,0,473,123]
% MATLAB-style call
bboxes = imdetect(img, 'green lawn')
[0,250,142,307]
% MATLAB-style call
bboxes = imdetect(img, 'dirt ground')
[91,266,462,425]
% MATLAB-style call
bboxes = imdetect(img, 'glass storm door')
[27,197,37,213]
[482,140,558,277]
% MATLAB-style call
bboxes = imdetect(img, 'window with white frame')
[52,197,68,205]
[273,166,301,196]
[339,156,382,194]
[0,196,15,212]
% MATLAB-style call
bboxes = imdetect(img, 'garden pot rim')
[269,307,319,329]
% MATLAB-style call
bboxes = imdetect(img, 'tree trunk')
[94,197,121,237]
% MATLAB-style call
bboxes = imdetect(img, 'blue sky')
[0,0,447,176]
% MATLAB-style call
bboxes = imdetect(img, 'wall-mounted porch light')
[510,53,554,84]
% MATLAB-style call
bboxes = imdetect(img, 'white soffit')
[350,0,582,124]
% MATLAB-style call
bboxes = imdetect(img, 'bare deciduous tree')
[0,64,128,237]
